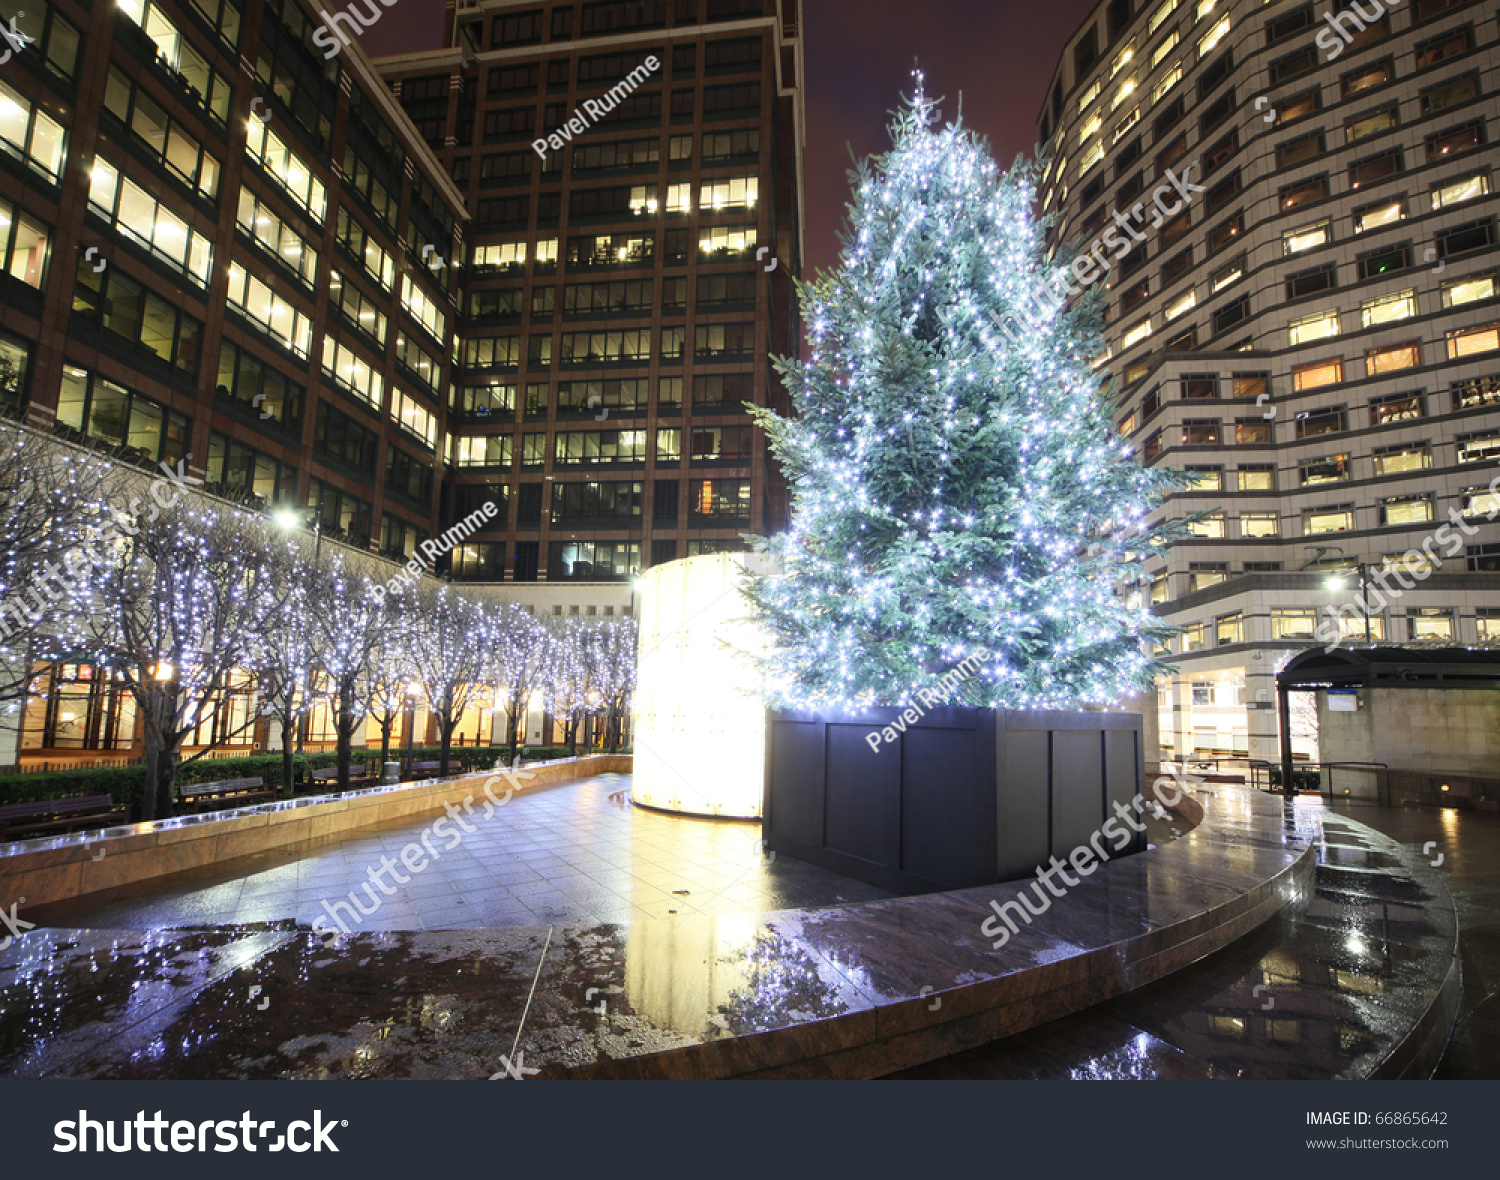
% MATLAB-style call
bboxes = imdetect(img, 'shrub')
[0,746,626,819]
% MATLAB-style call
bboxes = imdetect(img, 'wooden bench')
[0,795,129,841]
[177,777,278,814]
[407,760,463,779]
[308,765,378,790]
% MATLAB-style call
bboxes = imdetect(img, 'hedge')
[0,745,628,819]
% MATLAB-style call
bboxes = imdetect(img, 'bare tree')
[593,617,638,753]
[491,601,549,766]
[409,586,492,776]
[72,497,295,819]
[367,597,417,771]
[542,617,596,756]
[312,556,389,791]
[0,423,117,702]
[245,557,332,796]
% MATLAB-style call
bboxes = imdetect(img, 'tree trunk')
[565,716,578,756]
[439,715,458,778]
[336,688,355,792]
[379,715,393,766]
[507,698,522,766]
[281,714,296,798]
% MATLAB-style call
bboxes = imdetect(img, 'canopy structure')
[1274,646,1500,796]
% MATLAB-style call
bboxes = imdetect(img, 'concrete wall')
[1318,688,1500,799]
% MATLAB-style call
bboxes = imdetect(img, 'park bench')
[307,764,378,790]
[177,777,277,814]
[407,759,463,779]
[0,795,129,841]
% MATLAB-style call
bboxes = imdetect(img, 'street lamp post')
[275,507,323,561]
[403,681,422,779]
[1325,560,1375,645]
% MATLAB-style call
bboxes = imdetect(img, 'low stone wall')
[0,756,631,912]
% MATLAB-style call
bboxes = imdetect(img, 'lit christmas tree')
[744,80,1188,711]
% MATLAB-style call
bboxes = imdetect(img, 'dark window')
[1074,25,1099,76]
[1116,138,1142,170]
[1276,131,1324,170]
[1266,4,1313,44]
[672,44,696,75]
[1121,280,1150,313]
[1199,89,1235,136]
[653,480,680,524]
[1182,374,1218,399]
[1153,97,1185,141]
[1207,213,1242,254]
[1279,175,1328,210]
[580,0,667,35]
[313,402,378,475]
[1118,170,1144,203]
[1427,119,1484,162]
[1348,148,1403,190]
[1415,26,1472,69]
[516,482,543,524]
[1156,132,1188,177]
[1358,243,1410,279]
[1205,130,1239,175]
[1269,46,1318,85]
[489,64,539,94]
[704,36,761,73]
[493,8,544,45]
[1162,248,1193,286]
[1197,50,1233,98]
[1161,210,1192,246]
[1436,219,1495,259]
[1107,0,1131,38]
[1213,296,1250,334]
[1295,406,1347,438]
[1285,264,1336,299]
[1206,170,1242,216]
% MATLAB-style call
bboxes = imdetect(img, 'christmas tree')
[744,79,1189,711]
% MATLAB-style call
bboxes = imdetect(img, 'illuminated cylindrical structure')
[632,554,768,818]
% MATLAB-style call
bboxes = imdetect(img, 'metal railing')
[1246,759,1390,803]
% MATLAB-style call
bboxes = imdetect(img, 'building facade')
[376,0,804,585]
[0,0,804,763]
[1036,0,1500,763]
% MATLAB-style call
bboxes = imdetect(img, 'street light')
[274,506,322,560]
[403,680,423,778]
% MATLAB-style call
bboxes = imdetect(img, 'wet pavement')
[0,780,1329,1079]
[25,775,892,932]
[890,797,1471,1079]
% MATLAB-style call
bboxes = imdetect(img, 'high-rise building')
[376,0,804,585]
[0,0,469,565]
[1035,0,1499,763]
[0,0,803,595]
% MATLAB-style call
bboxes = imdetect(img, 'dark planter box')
[763,707,1146,893]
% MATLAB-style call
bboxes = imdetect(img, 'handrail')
[1244,759,1390,802]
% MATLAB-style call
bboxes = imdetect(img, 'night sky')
[358,0,1098,277]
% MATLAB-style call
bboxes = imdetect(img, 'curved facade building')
[1036,0,1500,764]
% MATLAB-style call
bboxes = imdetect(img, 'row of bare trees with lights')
[0,425,638,820]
